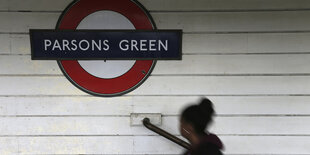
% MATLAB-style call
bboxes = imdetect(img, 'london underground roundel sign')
[56,0,156,97]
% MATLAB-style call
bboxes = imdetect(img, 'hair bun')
[198,98,215,116]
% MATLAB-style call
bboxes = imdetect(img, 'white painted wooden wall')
[0,0,310,154]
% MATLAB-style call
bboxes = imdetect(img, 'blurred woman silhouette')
[180,98,224,155]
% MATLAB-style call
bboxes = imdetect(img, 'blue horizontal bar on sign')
[30,30,182,60]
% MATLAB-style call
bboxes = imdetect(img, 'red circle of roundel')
[56,0,156,97]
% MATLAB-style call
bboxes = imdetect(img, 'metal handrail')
[142,118,191,150]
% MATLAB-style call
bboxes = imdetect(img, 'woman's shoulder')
[185,133,224,155]
[202,133,224,150]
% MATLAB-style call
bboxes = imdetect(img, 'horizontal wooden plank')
[0,34,10,54]
[222,136,310,154]
[207,117,310,135]
[9,34,30,55]
[0,138,17,155]
[0,76,309,96]
[0,96,310,116]
[18,136,136,154]
[0,12,58,33]
[0,56,60,75]
[184,33,310,54]
[0,34,30,55]
[3,0,70,12]
[0,96,134,116]
[0,0,8,11]
[155,54,310,75]
[2,0,310,12]
[153,11,310,32]
[0,136,308,154]
[2,11,310,33]
[141,0,310,11]
[0,76,84,96]
[4,33,310,55]
[1,54,310,75]
[0,116,309,135]
[136,136,310,154]
[135,76,310,95]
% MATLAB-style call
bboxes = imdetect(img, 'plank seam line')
[0,32,28,35]
[0,134,309,137]
[150,9,310,13]
[23,153,180,155]
[0,114,309,117]
[26,154,179,155]
[184,31,310,34]
[189,114,310,117]
[26,154,180,155]
[0,54,31,56]
[2,74,310,77]
[2,8,310,13]
[0,10,61,13]
[3,52,310,56]
[152,74,310,76]
[0,115,130,117]
[3,31,310,35]
[23,154,310,155]
[183,52,310,55]
[1,94,310,97]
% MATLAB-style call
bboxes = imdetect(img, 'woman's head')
[180,98,215,138]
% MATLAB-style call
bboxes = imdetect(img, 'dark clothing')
[183,133,224,155]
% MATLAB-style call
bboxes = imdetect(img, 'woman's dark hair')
[181,98,215,133]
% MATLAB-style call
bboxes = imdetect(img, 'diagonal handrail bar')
[142,118,191,150]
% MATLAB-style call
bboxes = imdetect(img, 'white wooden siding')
[2,0,310,12]
[0,136,309,155]
[1,116,310,135]
[1,76,310,96]
[1,11,310,33]
[0,0,309,154]
[1,55,310,75]
[0,96,310,115]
